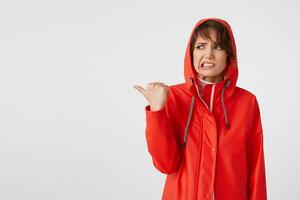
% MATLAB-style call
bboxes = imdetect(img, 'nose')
[204,46,214,59]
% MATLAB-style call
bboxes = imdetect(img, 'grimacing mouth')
[200,61,215,68]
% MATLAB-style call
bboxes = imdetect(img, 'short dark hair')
[190,20,235,64]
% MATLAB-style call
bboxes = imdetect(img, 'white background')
[0,0,299,199]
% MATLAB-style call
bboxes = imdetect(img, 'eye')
[195,44,204,50]
[215,45,223,50]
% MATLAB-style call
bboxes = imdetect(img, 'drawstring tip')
[226,123,230,129]
[183,142,186,148]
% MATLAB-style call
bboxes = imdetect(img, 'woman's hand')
[133,82,169,111]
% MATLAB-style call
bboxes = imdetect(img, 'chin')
[198,71,218,77]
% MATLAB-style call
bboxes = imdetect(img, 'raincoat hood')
[184,18,239,97]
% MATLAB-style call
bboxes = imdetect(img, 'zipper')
[193,80,216,199]
[210,84,216,112]
[194,80,209,111]
[194,79,215,113]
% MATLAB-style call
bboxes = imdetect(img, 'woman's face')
[192,29,227,82]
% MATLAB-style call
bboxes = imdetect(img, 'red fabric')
[144,18,267,200]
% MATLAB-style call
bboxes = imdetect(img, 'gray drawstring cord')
[221,79,231,129]
[183,96,195,148]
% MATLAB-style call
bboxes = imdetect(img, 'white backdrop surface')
[0,0,299,199]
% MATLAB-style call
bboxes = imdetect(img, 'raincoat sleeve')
[144,87,182,174]
[247,97,267,200]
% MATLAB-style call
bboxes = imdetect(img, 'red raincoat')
[144,18,267,200]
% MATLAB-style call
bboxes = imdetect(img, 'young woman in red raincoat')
[134,18,267,200]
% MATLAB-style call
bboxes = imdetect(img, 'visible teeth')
[203,63,214,67]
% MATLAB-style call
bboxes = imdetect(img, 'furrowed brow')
[195,42,220,45]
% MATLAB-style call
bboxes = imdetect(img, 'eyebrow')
[195,42,219,45]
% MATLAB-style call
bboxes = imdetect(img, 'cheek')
[193,51,202,65]
[217,54,227,65]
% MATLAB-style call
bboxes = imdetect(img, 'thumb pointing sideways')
[133,85,146,96]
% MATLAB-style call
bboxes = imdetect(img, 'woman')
[133,18,267,200]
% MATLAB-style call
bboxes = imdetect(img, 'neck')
[198,74,224,83]
[198,77,214,85]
